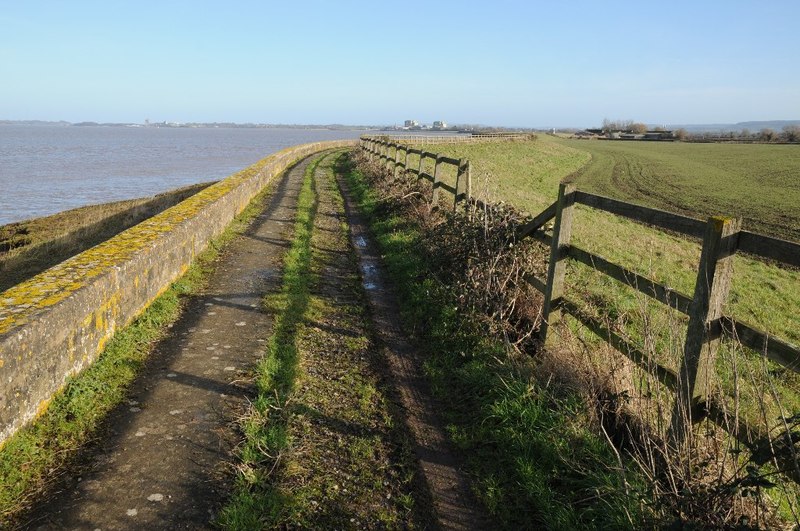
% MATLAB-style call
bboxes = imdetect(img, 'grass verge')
[218,152,420,528]
[0,175,278,527]
[341,153,647,529]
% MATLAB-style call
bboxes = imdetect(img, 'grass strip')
[217,156,321,528]
[340,154,647,529]
[219,153,422,528]
[0,174,281,527]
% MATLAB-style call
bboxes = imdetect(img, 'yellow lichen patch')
[0,359,4,368]
[35,398,51,419]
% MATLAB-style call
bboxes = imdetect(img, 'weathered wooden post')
[431,155,443,205]
[388,143,396,173]
[418,152,426,181]
[404,146,410,176]
[464,161,472,217]
[453,158,468,213]
[393,144,402,179]
[538,182,577,344]
[669,216,740,447]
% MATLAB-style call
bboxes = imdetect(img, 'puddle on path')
[360,261,380,291]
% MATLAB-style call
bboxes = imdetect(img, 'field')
[403,137,800,428]
[559,138,800,242]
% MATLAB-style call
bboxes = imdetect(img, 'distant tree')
[601,118,638,133]
[739,128,751,139]
[759,128,777,142]
[630,122,648,134]
[674,128,688,141]
[782,125,800,142]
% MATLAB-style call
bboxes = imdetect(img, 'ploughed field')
[409,136,800,418]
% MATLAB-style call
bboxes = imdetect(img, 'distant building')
[432,120,448,130]
[404,119,419,129]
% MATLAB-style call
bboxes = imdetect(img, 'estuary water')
[0,124,371,225]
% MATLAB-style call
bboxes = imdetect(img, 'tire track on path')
[335,157,492,530]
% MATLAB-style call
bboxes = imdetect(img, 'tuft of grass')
[0,176,276,527]
[342,153,646,529]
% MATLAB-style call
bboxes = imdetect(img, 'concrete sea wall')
[0,140,354,445]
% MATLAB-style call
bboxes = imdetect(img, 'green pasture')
[559,138,800,242]
[401,137,800,427]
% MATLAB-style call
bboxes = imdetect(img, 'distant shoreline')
[0,120,380,131]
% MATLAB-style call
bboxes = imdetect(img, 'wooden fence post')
[669,216,740,446]
[418,152,426,181]
[453,158,468,213]
[393,145,402,179]
[464,160,472,216]
[404,147,410,175]
[538,183,577,344]
[432,155,443,205]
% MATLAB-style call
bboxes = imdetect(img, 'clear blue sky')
[1,0,798,128]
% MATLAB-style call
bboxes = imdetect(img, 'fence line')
[359,136,800,481]
[363,132,534,145]
[361,137,472,212]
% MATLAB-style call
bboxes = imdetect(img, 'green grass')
[219,152,419,528]
[217,157,321,529]
[409,137,800,415]
[0,178,269,527]
[343,154,647,529]
[559,138,800,242]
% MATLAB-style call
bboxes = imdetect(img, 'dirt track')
[22,151,489,530]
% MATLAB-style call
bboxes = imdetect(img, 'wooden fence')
[360,136,800,479]
[365,132,534,145]
[361,137,472,212]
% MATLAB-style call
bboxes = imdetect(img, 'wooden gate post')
[432,155,443,205]
[669,216,740,446]
[538,182,577,344]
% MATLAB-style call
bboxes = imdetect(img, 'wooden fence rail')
[359,136,800,477]
[361,137,472,213]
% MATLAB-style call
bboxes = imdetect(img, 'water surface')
[0,125,369,224]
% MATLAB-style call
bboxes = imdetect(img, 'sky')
[1,0,798,128]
